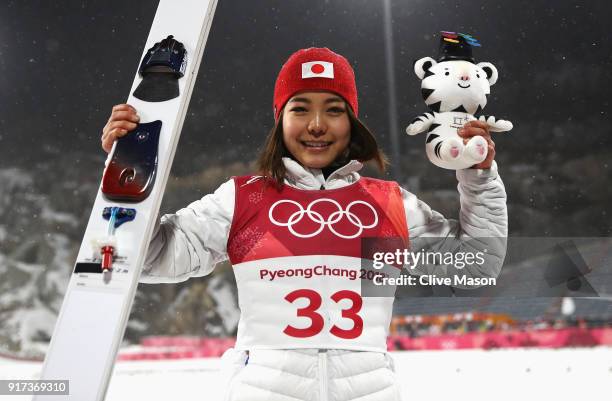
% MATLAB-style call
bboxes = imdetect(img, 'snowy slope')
[0,168,75,357]
[1,348,611,401]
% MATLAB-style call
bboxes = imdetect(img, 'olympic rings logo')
[268,198,378,239]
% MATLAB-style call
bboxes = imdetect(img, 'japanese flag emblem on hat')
[273,47,359,120]
[301,61,334,79]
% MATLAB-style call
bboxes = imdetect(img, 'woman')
[102,48,507,401]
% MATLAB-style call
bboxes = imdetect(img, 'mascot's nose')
[460,75,470,81]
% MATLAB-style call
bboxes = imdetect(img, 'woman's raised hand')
[458,120,496,169]
[101,104,140,153]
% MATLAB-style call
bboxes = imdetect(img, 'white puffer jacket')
[140,157,508,401]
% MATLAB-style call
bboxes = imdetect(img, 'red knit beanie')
[273,47,358,120]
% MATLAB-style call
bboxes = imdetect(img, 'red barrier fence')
[118,337,236,361]
[387,328,612,351]
[115,328,612,361]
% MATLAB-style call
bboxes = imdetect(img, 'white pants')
[220,348,405,401]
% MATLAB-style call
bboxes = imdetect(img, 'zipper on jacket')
[318,349,328,401]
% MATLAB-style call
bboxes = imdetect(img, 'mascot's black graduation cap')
[437,31,481,64]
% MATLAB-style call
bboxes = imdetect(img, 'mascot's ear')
[414,57,437,80]
[477,62,498,86]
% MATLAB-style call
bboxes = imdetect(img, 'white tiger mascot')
[406,31,512,170]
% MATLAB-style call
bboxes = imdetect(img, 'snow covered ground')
[1,347,611,400]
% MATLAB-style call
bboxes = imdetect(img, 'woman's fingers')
[112,103,137,113]
[102,131,119,153]
[107,120,138,134]
[102,123,135,152]
[457,120,497,169]
[471,143,496,169]
[101,104,140,153]
[458,126,489,139]
[458,120,491,145]
[110,110,140,123]
[463,120,489,131]
[102,121,137,147]
[103,121,134,140]
[101,126,132,152]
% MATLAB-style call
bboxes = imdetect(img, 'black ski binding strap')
[74,262,103,274]
[133,35,187,102]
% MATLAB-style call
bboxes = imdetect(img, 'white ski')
[34,1,218,400]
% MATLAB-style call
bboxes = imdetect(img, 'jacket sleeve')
[139,178,235,284]
[402,161,508,287]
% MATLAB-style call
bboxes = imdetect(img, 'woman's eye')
[290,106,307,112]
[328,107,346,113]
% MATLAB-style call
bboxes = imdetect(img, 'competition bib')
[227,175,408,351]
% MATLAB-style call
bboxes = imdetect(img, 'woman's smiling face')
[282,91,351,169]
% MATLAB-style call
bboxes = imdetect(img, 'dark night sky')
[1,0,611,234]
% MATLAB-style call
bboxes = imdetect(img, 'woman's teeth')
[303,141,331,148]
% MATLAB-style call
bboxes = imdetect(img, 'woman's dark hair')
[256,106,388,186]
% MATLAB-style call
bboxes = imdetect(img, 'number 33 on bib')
[227,175,409,352]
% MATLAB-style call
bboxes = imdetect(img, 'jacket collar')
[282,157,363,190]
